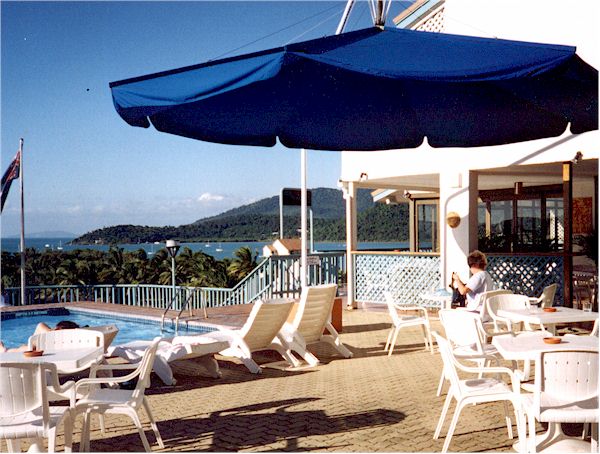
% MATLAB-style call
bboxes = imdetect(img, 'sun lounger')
[107,335,229,385]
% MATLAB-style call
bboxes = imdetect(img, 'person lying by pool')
[0,320,80,352]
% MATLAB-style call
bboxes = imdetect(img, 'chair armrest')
[75,367,140,392]
[394,304,429,318]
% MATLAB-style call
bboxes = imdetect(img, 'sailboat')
[215,243,223,252]
[56,241,63,251]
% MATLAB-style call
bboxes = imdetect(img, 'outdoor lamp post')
[165,239,180,300]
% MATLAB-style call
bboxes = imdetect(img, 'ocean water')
[0,237,408,260]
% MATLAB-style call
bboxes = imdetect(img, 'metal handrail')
[160,292,182,331]
[174,289,206,333]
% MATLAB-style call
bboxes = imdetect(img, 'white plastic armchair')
[28,328,105,374]
[205,299,297,373]
[432,332,526,454]
[487,293,532,333]
[278,284,353,367]
[73,337,164,452]
[478,289,512,332]
[528,283,557,309]
[436,309,504,396]
[0,362,75,453]
[522,349,598,453]
[383,291,432,356]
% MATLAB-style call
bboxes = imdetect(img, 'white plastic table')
[492,331,598,452]
[0,347,104,374]
[497,307,598,334]
[420,292,452,310]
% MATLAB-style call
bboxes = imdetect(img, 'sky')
[1,0,413,236]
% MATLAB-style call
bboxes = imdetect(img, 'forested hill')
[72,188,409,244]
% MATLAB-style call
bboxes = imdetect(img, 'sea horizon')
[0,237,409,261]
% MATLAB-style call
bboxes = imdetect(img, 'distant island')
[72,188,409,245]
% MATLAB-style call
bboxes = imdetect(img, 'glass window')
[416,200,439,252]
[478,200,513,251]
[545,198,564,249]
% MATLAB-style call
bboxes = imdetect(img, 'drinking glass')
[582,300,593,312]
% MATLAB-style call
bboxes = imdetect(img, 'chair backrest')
[591,319,599,337]
[292,284,337,343]
[240,299,295,350]
[83,324,119,352]
[439,309,483,351]
[539,284,558,308]
[134,337,161,394]
[532,349,599,415]
[0,362,52,433]
[29,328,104,351]
[487,293,530,326]
[431,332,461,391]
[383,292,404,326]
[479,289,512,322]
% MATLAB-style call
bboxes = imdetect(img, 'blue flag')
[1,151,21,212]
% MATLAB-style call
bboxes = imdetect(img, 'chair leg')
[99,414,106,435]
[388,328,401,356]
[425,324,434,354]
[63,411,73,453]
[436,369,446,397]
[6,439,21,453]
[502,400,513,439]
[512,402,526,454]
[384,328,393,352]
[48,427,57,454]
[142,397,165,449]
[81,410,93,453]
[442,399,465,453]
[126,409,152,452]
[527,409,537,454]
[434,391,453,440]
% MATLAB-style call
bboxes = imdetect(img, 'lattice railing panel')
[487,255,563,305]
[354,253,441,306]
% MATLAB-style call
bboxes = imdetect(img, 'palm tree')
[227,246,258,283]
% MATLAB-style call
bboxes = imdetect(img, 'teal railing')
[2,252,346,310]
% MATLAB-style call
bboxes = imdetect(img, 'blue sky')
[1,1,411,236]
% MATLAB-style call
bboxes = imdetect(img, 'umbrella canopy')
[111,27,597,151]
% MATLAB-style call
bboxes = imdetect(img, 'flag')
[1,150,21,212]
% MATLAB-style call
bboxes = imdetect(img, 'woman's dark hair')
[55,320,80,330]
[467,250,488,269]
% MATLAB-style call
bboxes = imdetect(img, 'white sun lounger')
[107,335,229,385]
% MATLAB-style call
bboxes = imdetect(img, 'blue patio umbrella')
[110,26,598,285]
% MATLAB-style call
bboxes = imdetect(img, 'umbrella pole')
[301,148,308,290]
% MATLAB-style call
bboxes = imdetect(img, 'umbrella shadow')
[81,398,406,452]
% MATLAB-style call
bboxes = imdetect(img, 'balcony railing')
[2,252,346,310]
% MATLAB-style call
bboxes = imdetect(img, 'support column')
[345,182,358,309]
[440,171,472,287]
[563,162,573,307]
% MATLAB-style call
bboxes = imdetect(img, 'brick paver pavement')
[2,303,588,452]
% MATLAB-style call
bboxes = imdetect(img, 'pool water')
[0,309,213,349]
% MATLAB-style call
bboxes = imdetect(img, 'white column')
[439,171,473,287]
[300,148,308,289]
[345,182,358,309]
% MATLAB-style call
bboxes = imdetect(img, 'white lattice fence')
[354,253,441,305]
[487,255,563,304]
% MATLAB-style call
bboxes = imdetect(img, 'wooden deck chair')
[205,299,297,373]
[278,284,353,367]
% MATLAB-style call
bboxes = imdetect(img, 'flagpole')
[19,138,25,306]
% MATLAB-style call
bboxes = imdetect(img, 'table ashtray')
[543,337,561,344]
[543,307,557,312]
[23,350,43,357]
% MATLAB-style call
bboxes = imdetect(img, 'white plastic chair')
[522,349,599,453]
[479,289,513,331]
[436,309,502,396]
[528,283,558,309]
[486,293,532,333]
[278,284,353,367]
[28,328,105,375]
[205,299,297,373]
[73,337,164,452]
[0,362,74,453]
[432,331,526,453]
[383,291,433,356]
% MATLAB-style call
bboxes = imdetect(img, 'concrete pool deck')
[1,301,592,452]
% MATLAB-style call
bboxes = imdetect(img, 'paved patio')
[2,303,589,452]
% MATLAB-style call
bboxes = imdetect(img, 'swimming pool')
[0,308,214,349]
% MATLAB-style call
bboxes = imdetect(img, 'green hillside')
[72,188,408,244]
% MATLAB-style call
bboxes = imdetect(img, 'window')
[416,200,439,252]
